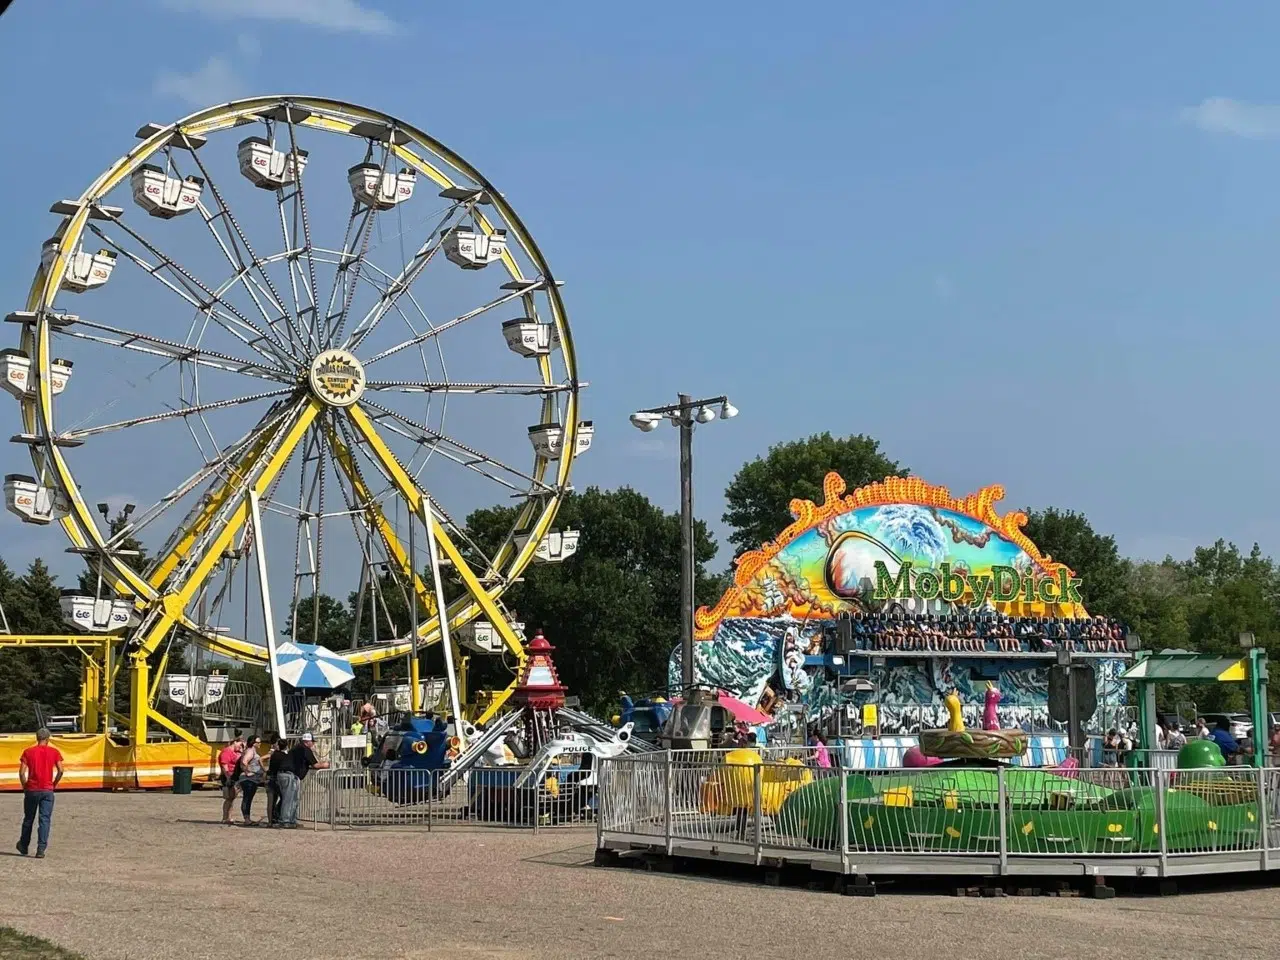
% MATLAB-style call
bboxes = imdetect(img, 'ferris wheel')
[2,96,588,742]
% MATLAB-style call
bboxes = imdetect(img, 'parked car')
[1201,712,1252,741]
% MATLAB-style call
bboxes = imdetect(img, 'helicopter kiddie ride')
[364,631,645,823]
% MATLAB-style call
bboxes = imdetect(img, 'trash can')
[172,766,193,795]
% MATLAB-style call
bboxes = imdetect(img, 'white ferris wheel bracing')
[7,96,588,744]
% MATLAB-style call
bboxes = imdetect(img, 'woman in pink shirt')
[218,734,245,825]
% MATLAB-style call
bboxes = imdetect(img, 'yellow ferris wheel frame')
[15,96,583,745]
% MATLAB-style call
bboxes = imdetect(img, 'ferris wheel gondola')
[4,96,588,746]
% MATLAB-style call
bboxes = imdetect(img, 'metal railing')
[597,749,1280,876]
[296,764,599,831]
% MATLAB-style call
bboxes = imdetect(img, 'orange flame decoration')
[694,472,1082,638]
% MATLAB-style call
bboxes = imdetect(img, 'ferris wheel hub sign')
[309,349,365,407]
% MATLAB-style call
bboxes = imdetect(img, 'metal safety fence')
[597,749,1280,878]
[296,765,599,831]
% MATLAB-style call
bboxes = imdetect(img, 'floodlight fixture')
[629,411,661,432]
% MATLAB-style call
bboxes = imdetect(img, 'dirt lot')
[2,792,1279,960]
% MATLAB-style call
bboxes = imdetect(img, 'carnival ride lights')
[0,96,589,755]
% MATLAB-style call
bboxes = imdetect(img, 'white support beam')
[423,500,467,749]
[249,489,288,737]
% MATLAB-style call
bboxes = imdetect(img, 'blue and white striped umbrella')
[274,642,355,690]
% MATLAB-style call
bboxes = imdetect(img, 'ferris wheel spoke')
[320,140,396,347]
[61,387,294,441]
[367,414,534,499]
[319,201,374,347]
[326,418,451,630]
[148,397,318,594]
[357,398,555,494]
[158,401,317,617]
[106,401,294,554]
[86,222,295,371]
[363,379,572,396]
[332,411,498,578]
[343,402,525,658]
[181,143,304,356]
[194,200,307,360]
[274,192,312,350]
[343,200,474,352]
[281,114,324,353]
[145,400,297,588]
[361,281,542,368]
[56,320,290,384]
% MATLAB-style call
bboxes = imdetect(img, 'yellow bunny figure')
[944,689,964,733]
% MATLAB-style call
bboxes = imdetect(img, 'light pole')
[630,393,738,692]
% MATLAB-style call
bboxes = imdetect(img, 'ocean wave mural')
[677,473,1128,733]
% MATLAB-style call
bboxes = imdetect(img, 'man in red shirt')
[17,727,63,858]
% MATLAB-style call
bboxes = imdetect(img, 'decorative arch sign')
[697,472,1092,637]
[674,473,1129,731]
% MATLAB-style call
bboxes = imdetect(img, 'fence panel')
[299,763,601,831]
[597,753,1280,876]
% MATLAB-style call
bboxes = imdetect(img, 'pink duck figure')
[903,746,943,768]
[982,681,1001,732]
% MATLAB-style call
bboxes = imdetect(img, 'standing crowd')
[217,730,329,827]
[1104,716,1280,766]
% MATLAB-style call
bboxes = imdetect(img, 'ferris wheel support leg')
[129,653,150,745]
[456,648,469,718]
[324,421,440,636]
[474,676,521,727]
[345,404,527,661]
[248,488,290,739]
[80,648,102,734]
[147,421,286,590]
[423,500,464,746]
[104,640,118,725]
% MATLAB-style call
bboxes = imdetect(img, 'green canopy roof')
[1118,650,1249,683]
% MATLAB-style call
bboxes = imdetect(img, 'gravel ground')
[2,792,1279,960]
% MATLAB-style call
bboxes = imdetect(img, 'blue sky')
[3,0,1280,590]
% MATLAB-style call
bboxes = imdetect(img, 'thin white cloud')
[161,0,395,35]
[1182,97,1280,140]
[154,55,246,107]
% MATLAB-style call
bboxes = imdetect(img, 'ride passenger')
[811,732,831,769]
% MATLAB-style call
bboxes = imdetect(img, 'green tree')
[1175,541,1280,711]
[284,592,355,649]
[1020,507,1133,618]
[1121,560,1192,650]
[465,487,719,715]
[723,433,905,554]
[0,559,80,730]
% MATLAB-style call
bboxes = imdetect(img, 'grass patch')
[0,927,86,959]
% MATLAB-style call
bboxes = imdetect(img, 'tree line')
[1,433,1275,729]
